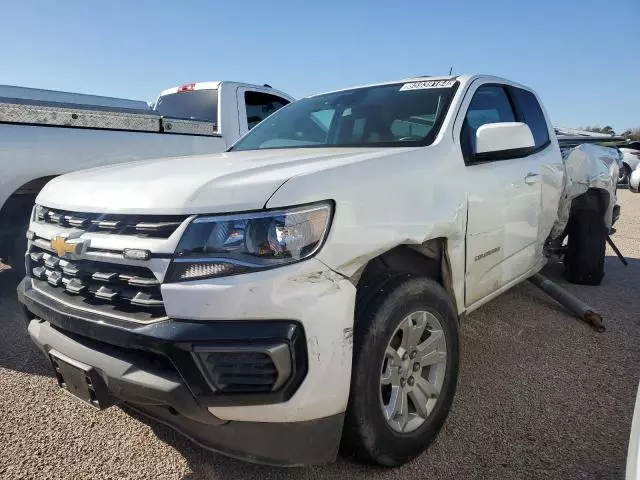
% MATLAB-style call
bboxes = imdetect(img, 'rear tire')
[564,210,606,286]
[341,275,459,467]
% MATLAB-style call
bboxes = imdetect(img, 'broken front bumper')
[17,268,353,466]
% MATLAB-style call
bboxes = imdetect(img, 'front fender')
[265,146,469,313]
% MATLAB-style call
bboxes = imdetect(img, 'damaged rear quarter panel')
[551,143,619,240]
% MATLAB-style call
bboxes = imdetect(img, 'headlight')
[166,202,333,282]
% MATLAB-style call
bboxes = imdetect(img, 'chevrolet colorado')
[17,74,619,467]
[0,81,293,274]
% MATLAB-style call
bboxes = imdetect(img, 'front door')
[461,84,544,306]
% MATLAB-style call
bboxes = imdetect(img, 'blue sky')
[1,0,638,132]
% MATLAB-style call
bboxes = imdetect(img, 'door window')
[461,85,515,159]
[244,92,290,129]
[510,87,550,150]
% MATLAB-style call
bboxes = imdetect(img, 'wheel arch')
[0,175,56,259]
[0,175,56,220]
[351,239,458,323]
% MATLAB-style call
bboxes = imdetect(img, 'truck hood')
[37,147,401,214]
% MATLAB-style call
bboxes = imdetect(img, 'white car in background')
[619,141,640,184]
[630,165,640,193]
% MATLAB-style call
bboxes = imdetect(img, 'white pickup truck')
[0,82,293,273]
[17,74,620,467]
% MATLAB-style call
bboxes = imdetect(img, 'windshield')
[231,80,458,151]
[154,89,218,125]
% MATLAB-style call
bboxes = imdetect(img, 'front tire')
[342,276,459,467]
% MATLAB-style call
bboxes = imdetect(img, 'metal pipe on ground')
[606,235,628,266]
[528,273,605,332]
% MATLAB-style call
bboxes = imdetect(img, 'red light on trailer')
[178,83,196,93]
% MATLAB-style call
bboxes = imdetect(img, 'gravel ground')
[1,190,639,480]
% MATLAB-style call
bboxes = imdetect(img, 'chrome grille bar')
[93,220,122,230]
[135,221,182,232]
[36,206,187,238]
[66,216,89,228]
[28,246,165,319]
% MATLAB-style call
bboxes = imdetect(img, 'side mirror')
[474,122,535,162]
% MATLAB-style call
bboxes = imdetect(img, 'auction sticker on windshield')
[399,80,456,91]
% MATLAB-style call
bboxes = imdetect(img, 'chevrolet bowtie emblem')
[51,236,81,257]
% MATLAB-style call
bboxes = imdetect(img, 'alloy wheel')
[379,310,447,433]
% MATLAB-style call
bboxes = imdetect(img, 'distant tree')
[582,125,617,135]
[623,127,640,141]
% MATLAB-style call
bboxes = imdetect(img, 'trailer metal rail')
[0,97,217,136]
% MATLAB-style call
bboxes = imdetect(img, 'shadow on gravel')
[0,270,52,377]
[124,407,380,480]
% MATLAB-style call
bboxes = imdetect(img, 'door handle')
[524,173,540,185]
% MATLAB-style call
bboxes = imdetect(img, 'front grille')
[28,245,166,323]
[36,206,187,239]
